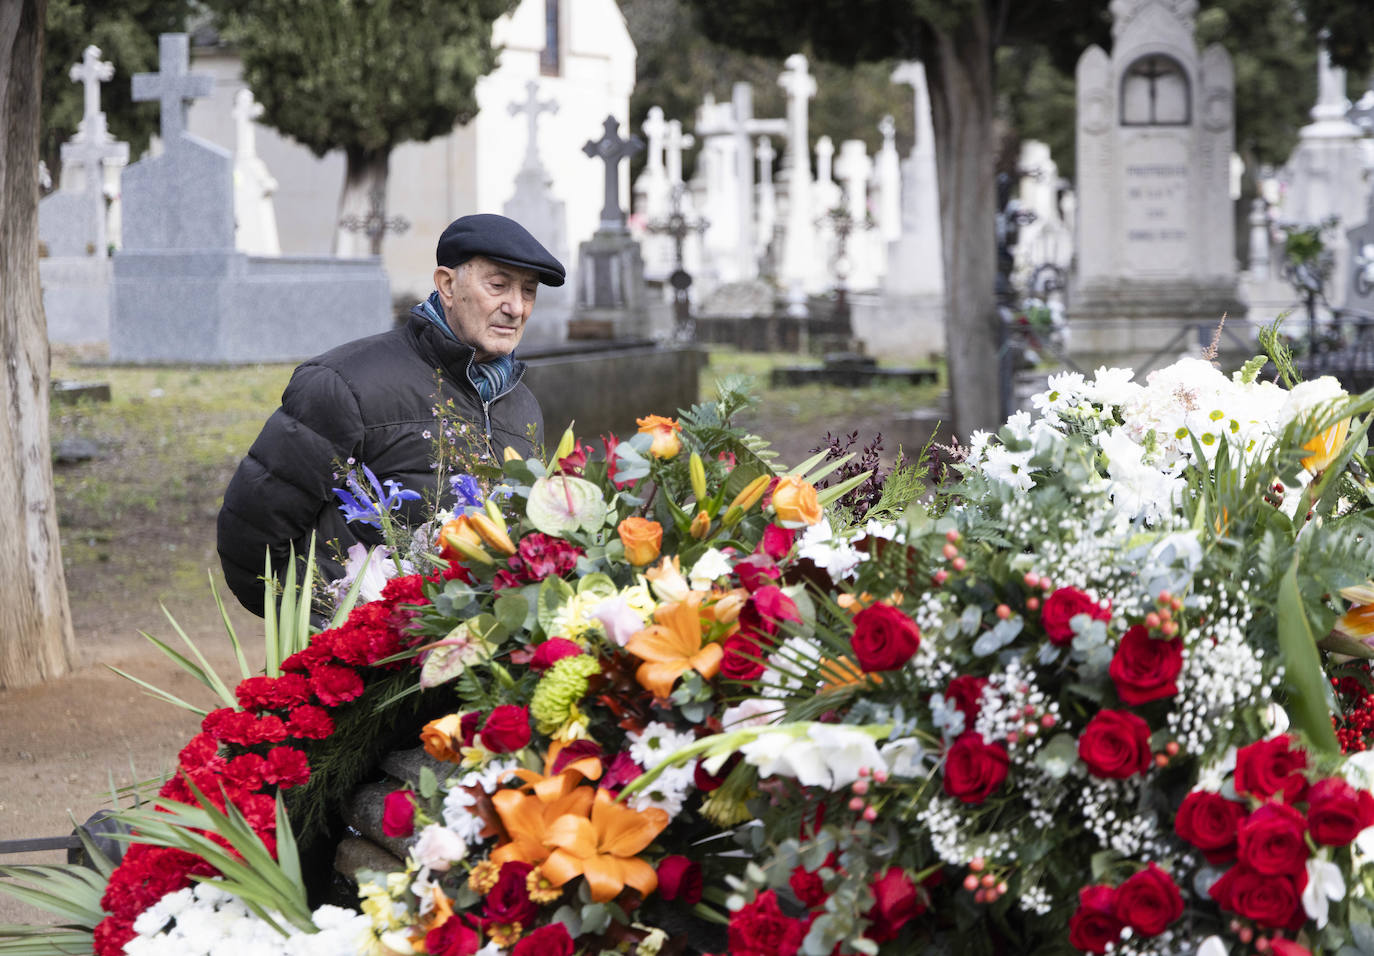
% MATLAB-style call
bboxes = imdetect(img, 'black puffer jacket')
[217,310,543,616]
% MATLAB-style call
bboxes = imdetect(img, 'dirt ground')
[0,388,940,927]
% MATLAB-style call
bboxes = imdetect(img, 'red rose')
[425,915,481,956]
[1108,625,1183,705]
[1042,586,1110,646]
[1234,735,1308,803]
[530,638,584,672]
[789,852,838,908]
[1237,802,1309,876]
[851,603,921,672]
[864,867,923,943]
[942,732,1009,804]
[1112,863,1182,936]
[308,663,364,706]
[1068,884,1123,954]
[738,586,801,647]
[657,855,703,904]
[484,861,537,926]
[1174,790,1247,864]
[459,711,482,747]
[511,924,574,956]
[382,789,417,838]
[1270,941,1314,956]
[1077,710,1152,779]
[760,524,797,561]
[720,635,766,681]
[480,705,532,753]
[1208,864,1307,931]
[942,675,989,725]
[735,556,780,592]
[694,753,741,792]
[727,890,810,956]
[1306,776,1374,846]
[263,746,310,789]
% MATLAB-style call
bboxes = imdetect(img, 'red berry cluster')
[1331,660,1374,753]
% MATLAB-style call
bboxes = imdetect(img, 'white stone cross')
[665,119,694,187]
[777,53,817,307]
[509,80,558,170]
[232,88,263,159]
[132,33,213,145]
[756,136,777,253]
[876,115,902,242]
[642,106,667,176]
[70,45,114,141]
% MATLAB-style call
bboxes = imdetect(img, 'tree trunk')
[0,0,75,690]
[333,147,393,258]
[926,5,1003,441]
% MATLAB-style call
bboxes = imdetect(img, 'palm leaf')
[1276,555,1341,754]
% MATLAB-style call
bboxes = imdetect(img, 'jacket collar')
[405,306,527,399]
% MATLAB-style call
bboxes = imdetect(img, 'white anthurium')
[1301,856,1345,929]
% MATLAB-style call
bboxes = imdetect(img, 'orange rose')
[771,475,822,526]
[617,517,663,565]
[636,415,682,459]
[421,713,464,763]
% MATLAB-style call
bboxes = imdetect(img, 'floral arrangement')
[4,359,1374,956]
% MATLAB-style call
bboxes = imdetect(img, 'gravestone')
[875,116,902,244]
[778,54,817,312]
[835,139,879,290]
[1012,140,1074,297]
[572,115,650,339]
[755,136,778,266]
[112,34,390,363]
[504,80,572,346]
[1072,0,1242,367]
[39,44,129,346]
[232,89,280,255]
[1346,190,1374,317]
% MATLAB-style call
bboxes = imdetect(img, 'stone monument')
[572,115,650,339]
[111,33,390,363]
[1072,0,1242,366]
[504,80,572,346]
[231,89,281,256]
[778,54,817,312]
[38,44,129,346]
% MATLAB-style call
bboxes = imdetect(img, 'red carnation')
[223,753,267,792]
[727,890,810,956]
[511,924,574,956]
[285,704,334,739]
[178,732,220,770]
[1174,789,1247,864]
[1042,586,1110,646]
[380,572,430,608]
[1077,710,1152,779]
[657,855,704,904]
[1235,735,1308,803]
[1112,863,1182,937]
[864,867,923,943]
[235,673,313,712]
[308,663,365,706]
[1108,625,1183,705]
[851,603,921,672]
[382,789,417,838]
[1306,776,1374,846]
[1237,802,1309,876]
[942,732,1009,804]
[263,746,310,789]
[530,637,584,672]
[480,705,532,753]
[1068,884,1124,954]
[484,861,537,926]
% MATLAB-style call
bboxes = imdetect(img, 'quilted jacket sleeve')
[216,363,365,616]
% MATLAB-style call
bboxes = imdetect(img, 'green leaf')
[1277,555,1340,753]
[537,575,576,634]
[494,592,529,633]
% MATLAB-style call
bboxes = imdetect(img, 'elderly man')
[217,214,564,616]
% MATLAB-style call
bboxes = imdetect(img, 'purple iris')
[332,464,421,528]
[450,473,484,511]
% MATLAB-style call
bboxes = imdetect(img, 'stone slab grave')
[1071,0,1244,368]
[769,352,937,388]
[111,34,390,364]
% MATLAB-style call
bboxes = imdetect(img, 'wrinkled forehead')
[468,256,540,287]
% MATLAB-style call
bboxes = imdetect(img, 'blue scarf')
[418,291,518,403]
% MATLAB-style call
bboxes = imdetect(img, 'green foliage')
[42,0,194,184]
[207,0,515,159]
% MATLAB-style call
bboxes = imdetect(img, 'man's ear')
[433,266,456,304]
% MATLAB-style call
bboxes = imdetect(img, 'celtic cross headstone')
[582,115,643,232]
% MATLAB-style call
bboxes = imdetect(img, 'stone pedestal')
[573,229,649,339]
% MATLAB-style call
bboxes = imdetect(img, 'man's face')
[434,256,539,362]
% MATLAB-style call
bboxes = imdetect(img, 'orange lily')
[819,656,881,690]
[625,593,724,698]
[540,789,670,902]
[1302,417,1350,473]
[1335,583,1374,642]
[703,587,748,627]
[489,784,595,868]
[508,753,604,802]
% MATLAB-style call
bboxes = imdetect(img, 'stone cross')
[876,115,902,242]
[647,183,709,334]
[665,119,694,187]
[132,33,213,146]
[71,45,114,140]
[582,115,643,231]
[642,106,667,178]
[509,80,558,170]
[1312,44,1352,123]
[338,186,410,256]
[756,136,777,254]
[232,88,263,159]
[777,53,816,308]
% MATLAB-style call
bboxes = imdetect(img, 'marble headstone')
[1072,0,1242,365]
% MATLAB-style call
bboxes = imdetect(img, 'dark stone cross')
[131,33,213,144]
[582,115,643,231]
[338,186,411,256]
[647,183,709,337]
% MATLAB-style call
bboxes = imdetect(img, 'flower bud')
[552,424,577,465]
[690,510,711,539]
[439,516,492,565]
[689,452,708,503]
[502,446,523,462]
[722,474,770,526]
[469,513,517,556]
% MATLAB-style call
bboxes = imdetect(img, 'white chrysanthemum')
[441,785,487,844]
[1083,366,1140,407]
[460,756,518,794]
[981,443,1035,492]
[627,763,694,816]
[628,722,697,769]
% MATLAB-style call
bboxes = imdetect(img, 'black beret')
[436,213,566,287]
